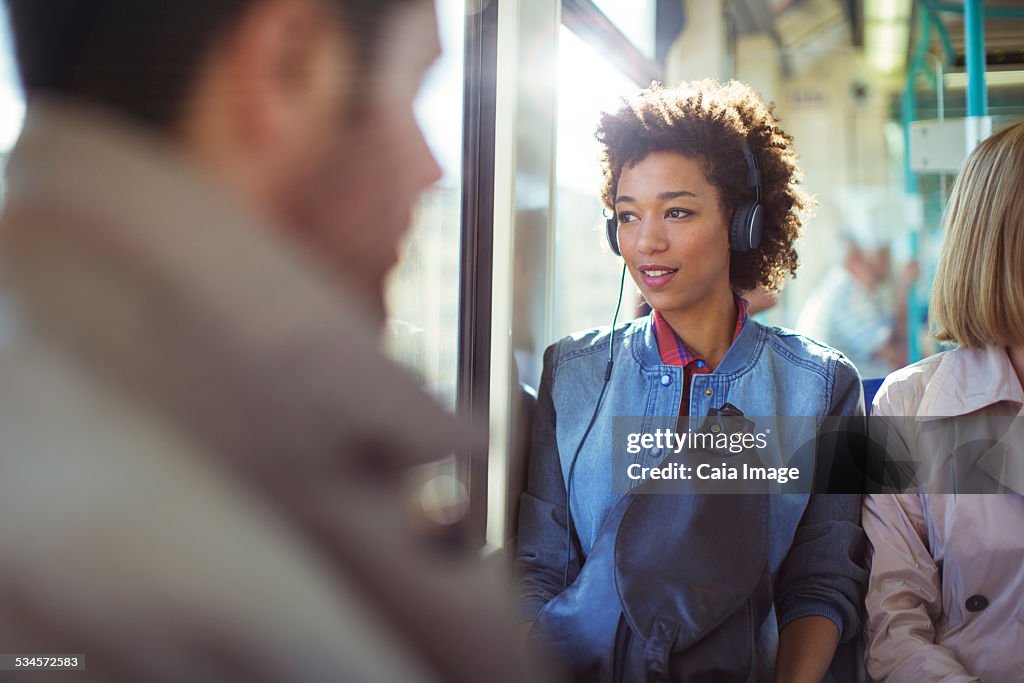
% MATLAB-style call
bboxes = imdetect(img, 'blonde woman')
[863,120,1024,682]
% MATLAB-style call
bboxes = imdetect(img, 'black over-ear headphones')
[605,140,764,256]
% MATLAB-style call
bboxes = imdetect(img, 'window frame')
[458,0,668,548]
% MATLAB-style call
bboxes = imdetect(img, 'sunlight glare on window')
[0,9,24,155]
[593,0,657,59]
[553,25,643,339]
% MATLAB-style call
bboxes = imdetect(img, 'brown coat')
[0,102,540,683]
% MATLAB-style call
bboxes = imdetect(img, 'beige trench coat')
[864,345,1024,682]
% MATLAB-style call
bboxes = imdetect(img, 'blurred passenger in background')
[797,226,918,380]
[744,284,780,316]
[0,1,539,681]
[862,120,1024,683]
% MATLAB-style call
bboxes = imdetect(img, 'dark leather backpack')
[530,490,773,682]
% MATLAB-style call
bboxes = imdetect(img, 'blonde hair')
[930,120,1024,348]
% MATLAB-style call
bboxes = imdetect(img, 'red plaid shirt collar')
[653,296,749,368]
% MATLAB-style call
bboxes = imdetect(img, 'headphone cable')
[563,262,628,587]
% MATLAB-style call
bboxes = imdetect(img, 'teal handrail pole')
[964,0,988,116]
[918,0,956,65]
[902,8,932,364]
[902,11,930,193]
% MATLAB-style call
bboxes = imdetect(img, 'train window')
[385,0,466,409]
[593,0,657,59]
[552,25,643,341]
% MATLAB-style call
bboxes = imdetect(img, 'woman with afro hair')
[516,80,867,682]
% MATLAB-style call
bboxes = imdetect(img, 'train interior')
[1,0,1022,552]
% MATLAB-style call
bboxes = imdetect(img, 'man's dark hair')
[5,0,415,129]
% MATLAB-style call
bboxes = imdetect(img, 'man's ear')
[176,0,354,209]
[224,0,352,162]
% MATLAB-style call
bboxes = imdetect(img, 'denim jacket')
[516,314,868,676]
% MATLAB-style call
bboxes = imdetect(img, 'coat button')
[965,595,989,612]
[710,424,721,433]
[704,387,713,397]
[650,448,662,458]
[660,374,671,386]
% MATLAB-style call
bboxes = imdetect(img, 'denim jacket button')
[660,374,671,386]
[650,448,662,458]
[704,387,713,397]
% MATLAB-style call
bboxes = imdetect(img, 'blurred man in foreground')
[0,1,537,681]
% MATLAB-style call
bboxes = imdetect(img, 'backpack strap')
[612,613,681,683]
[643,616,680,683]
[612,612,633,683]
